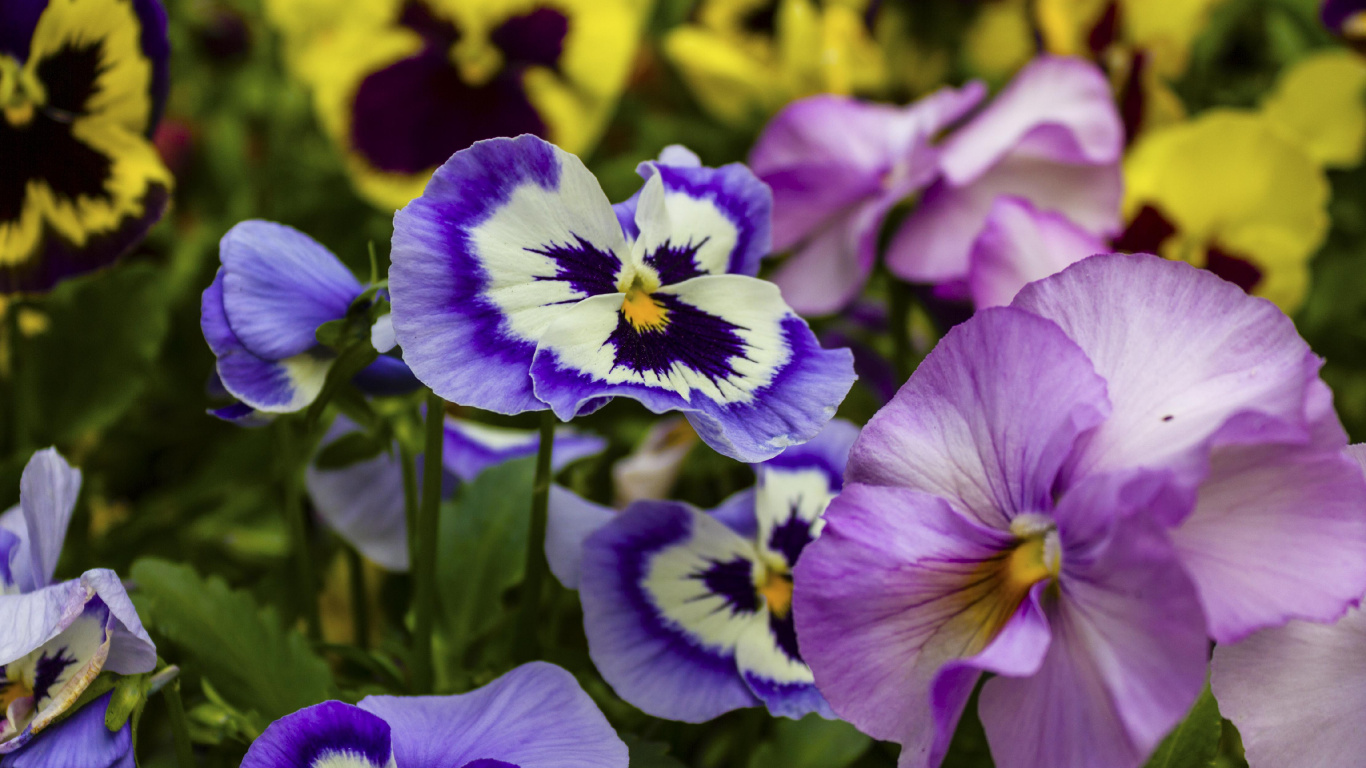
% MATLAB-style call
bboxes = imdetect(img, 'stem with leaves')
[277,421,322,642]
[514,410,556,661]
[163,680,196,768]
[410,391,445,693]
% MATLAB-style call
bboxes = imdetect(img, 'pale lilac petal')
[979,506,1208,768]
[1212,606,1366,768]
[370,315,397,353]
[4,449,81,593]
[241,701,394,768]
[791,484,1018,746]
[887,159,1121,284]
[545,485,615,590]
[219,221,362,361]
[1012,253,1327,490]
[0,693,132,768]
[847,307,1110,529]
[768,196,888,317]
[938,57,1122,186]
[967,198,1106,309]
[0,581,87,666]
[1170,443,1366,642]
[707,488,758,539]
[359,662,627,768]
[80,570,156,675]
[304,442,410,572]
[579,501,761,721]
[389,135,627,415]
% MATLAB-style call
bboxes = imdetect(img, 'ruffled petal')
[967,197,1105,309]
[1170,443,1366,642]
[240,700,394,768]
[531,274,854,462]
[219,221,362,360]
[1012,253,1327,490]
[579,501,761,722]
[358,662,627,768]
[389,135,628,415]
[202,271,332,413]
[1212,606,1366,768]
[847,307,1110,529]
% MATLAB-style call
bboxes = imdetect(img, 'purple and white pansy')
[792,254,1366,768]
[389,135,856,462]
[201,220,419,422]
[240,662,627,768]
[306,415,606,571]
[550,420,858,722]
[0,450,156,757]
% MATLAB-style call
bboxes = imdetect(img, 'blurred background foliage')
[2,0,1358,765]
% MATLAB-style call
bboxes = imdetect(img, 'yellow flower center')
[0,56,46,127]
[0,677,32,718]
[950,514,1062,657]
[757,567,793,619]
[620,276,670,333]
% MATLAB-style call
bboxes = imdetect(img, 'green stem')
[346,544,370,650]
[514,410,557,662]
[410,391,446,694]
[163,680,196,768]
[278,421,322,642]
[400,445,419,567]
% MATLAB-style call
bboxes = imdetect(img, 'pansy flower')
[1260,49,1366,170]
[547,420,857,721]
[1,449,157,755]
[0,0,172,294]
[389,136,855,463]
[793,254,1366,768]
[663,0,889,128]
[1116,110,1329,312]
[241,661,627,768]
[886,56,1123,293]
[0,691,131,768]
[201,220,419,421]
[306,415,606,571]
[265,0,648,211]
[748,83,986,315]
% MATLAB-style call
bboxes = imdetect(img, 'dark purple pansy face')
[348,0,570,175]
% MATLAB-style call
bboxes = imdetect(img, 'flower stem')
[410,391,445,693]
[514,410,556,662]
[278,421,322,642]
[888,276,914,383]
[400,445,418,565]
[346,544,370,650]
[163,679,196,768]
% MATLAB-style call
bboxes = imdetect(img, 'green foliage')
[1144,686,1224,768]
[130,558,340,722]
[748,714,873,768]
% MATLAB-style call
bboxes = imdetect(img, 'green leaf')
[304,343,378,430]
[435,456,536,659]
[130,558,340,721]
[314,319,347,349]
[1144,684,1222,768]
[624,734,689,768]
[105,672,153,731]
[314,431,389,470]
[18,264,174,445]
[747,713,872,768]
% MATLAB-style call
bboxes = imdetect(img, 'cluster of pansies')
[9,0,1366,767]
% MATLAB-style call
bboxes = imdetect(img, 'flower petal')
[1012,253,1328,490]
[545,486,616,590]
[579,500,761,722]
[0,692,132,768]
[77,570,154,676]
[202,271,331,413]
[767,195,889,317]
[390,135,627,415]
[1212,606,1366,768]
[442,420,605,484]
[847,307,1110,529]
[1170,442,1366,642]
[531,274,855,462]
[304,429,411,573]
[358,662,626,768]
[0,449,81,593]
[241,700,394,768]
[967,197,1106,309]
[219,221,362,361]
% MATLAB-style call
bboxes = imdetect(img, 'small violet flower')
[389,136,855,462]
[544,420,859,721]
[792,254,1366,768]
[0,449,156,757]
[0,0,172,294]
[240,661,627,768]
[306,415,606,571]
[201,220,419,421]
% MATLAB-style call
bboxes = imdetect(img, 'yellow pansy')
[663,0,889,127]
[1261,49,1366,169]
[1120,110,1329,312]
[265,0,651,211]
[963,0,1037,82]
